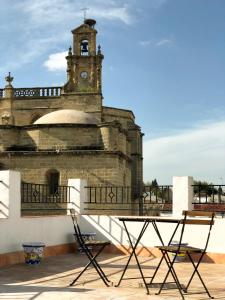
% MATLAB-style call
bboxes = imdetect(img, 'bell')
[81,42,88,52]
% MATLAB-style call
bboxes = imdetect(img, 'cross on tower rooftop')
[81,7,89,21]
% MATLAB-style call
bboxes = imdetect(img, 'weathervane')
[81,7,89,21]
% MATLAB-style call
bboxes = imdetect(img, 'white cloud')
[90,6,132,24]
[156,39,173,47]
[0,36,64,74]
[139,40,152,47]
[0,0,134,72]
[0,0,169,73]
[143,121,225,184]
[16,0,133,26]
[43,51,67,72]
[139,38,174,48]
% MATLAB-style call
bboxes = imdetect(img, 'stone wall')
[0,91,143,204]
[128,125,143,199]
[0,93,102,126]
[26,125,102,150]
[0,127,19,151]
[102,106,134,128]
[0,152,131,186]
[99,123,128,154]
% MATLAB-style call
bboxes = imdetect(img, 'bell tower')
[63,19,104,94]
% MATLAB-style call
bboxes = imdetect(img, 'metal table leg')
[148,220,181,286]
[115,220,151,294]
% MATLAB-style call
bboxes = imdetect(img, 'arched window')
[80,39,89,56]
[46,169,59,195]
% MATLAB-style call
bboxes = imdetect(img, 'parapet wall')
[1,171,225,267]
[0,171,74,266]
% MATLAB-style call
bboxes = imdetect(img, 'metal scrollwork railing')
[143,185,173,204]
[192,184,225,204]
[85,186,131,205]
[0,89,4,98]
[14,87,62,98]
[142,185,173,214]
[21,182,71,204]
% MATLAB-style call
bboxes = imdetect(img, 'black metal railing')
[21,182,71,204]
[84,186,131,209]
[142,185,173,214]
[192,184,225,204]
[143,185,172,204]
[14,87,62,98]
[0,89,3,98]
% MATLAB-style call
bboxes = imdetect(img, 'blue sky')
[0,0,224,184]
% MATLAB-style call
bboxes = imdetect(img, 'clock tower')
[63,19,103,94]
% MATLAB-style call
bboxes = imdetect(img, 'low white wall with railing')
[74,178,225,255]
[0,171,73,254]
[80,214,225,255]
[1,171,225,259]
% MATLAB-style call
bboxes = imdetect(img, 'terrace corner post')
[67,179,88,215]
[0,170,21,218]
[172,176,194,217]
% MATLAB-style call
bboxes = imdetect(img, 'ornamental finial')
[5,72,14,86]
[68,46,72,56]
[97,45,101,55]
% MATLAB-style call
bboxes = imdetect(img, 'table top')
[117,216,212,225]
[118,216,181,223]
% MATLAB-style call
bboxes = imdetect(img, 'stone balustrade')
[14,87,62,98]
[0,87,62,98]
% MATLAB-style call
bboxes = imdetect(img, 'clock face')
[80,71,88,79]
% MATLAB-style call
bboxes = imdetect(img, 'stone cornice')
[98,121,128,135]
[0,150,132,162]
[0,124,98,130]
[103,106,135,119]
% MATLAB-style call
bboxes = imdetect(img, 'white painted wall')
[0,172,225,257]
[68,179,88,214]
[0,171,73,254]
[0,170,12,218]
[80,215,225,254]
[78,176,225,255]
[173,176,194,216]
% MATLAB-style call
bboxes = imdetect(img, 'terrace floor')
[0,253,225,300]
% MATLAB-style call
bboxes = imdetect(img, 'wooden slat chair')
[153,210,215,299]
[69,208,111,286]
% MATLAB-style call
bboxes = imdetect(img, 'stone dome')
[34,109,99,125]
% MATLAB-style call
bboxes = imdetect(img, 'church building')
[0,19,143,206]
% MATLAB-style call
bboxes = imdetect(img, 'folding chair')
[69,209,111,286]
[153,210,215,299]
